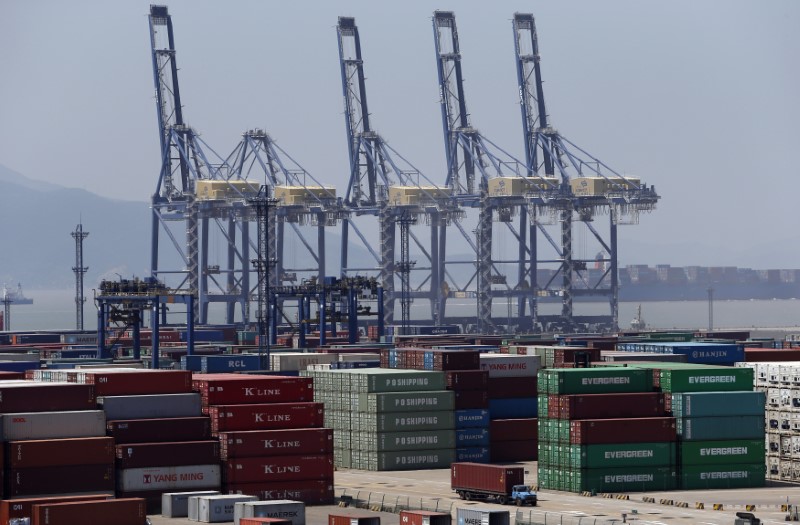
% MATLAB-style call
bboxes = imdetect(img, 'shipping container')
[455,428,490,447]
[98,393,201,420]
[234,500,306,525]
[210,402,324,433]
[358,391,455,413]
[329,514,381,525]
[0,410,105,440]
[538,367,652,395]
[487,376,537,399]
[6,436,114,468]
[658,366,754,393]
[568,466,677,492]
[356,411,455,432]
[355,430,456,452]
[196,494,258,523]
[455,508,509,525]
[453,390,489,410]
[240,519,294,525]
[565,442,676,469]
[355,448,455,471]
[116,440,220,468]
[31,498,147,525]
[192,374,313,405]
[455,409,489,429]
[445,370,489,391]
[569,418,676,444]
[219,428,333,459]
[117,464,221,492]
[400,510,451,525]
[552,392,667,420]
[488,398,537,419]
[676,416,765,441]
[224,479,334,506]
[678,439,765,466]
[161,490,220,518]
[77,370,192,396]
[616,341,744,364]
[489,440,537,462]
[479,355,541,378]
[679,463,766,489]
[0,382,95,412]
[454,447,490,463]
[354,370,447,393]
[669,391,765,417]
[5,464,114,497]
[0,494,113,525]
[107,416,211,444]
[223,454,333,484]
[489,419,537,442]
[451,463,525,497]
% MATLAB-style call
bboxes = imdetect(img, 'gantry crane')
[513,13,659,331]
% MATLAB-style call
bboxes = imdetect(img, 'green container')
[557,420,571,444]
[679,463,766,489]
[351,369,447,393]
[671,391,765,417]
[678,439,765,466]
[357,410,455,432]
[567,442,676,469]
[572,467,677,493]
[677,416,765,441]
[358,390,454,412]
[539,367,652,395]
[354,429,456,452]
[537,394,549,417]
[364,448,455,471]
[659,367,754,393]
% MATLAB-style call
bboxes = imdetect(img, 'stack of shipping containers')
[195,373,334,504]
[447,368,491,463]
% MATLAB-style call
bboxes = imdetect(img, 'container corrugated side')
[0,494,113,524]
[32,498,147,525]
[116,440,220,468]
[678,439,765,466]
[98,392,201,420]
[571,466,677,492]
[361,448,455,471]
[659,367,754,393]
[400,510,452,525]
[0,383,96,412]
[454,409,489,429]
[117,464,221,492]
[456,508,510,525]
[197,494,257,523]
[454,447,490,463]
[209,402,324,432]
[539,368,652,395]
[670,391,765,417]
[107,416,211,444]
[679,463,766,489]
[488,398,537,419]
[566,442,676,469]
[570,417,676,444]
[357,391,454,412]
[5,464,114,497]
[224,479,333,506]
[677,416,765,441]
[357,410,455,432]
[6,436,114,468]
[0,410,105,440]
[161,490,220,518]
[451,462,523,494]
[355,430,456,452]
[479,355,541,378]
[489,440,537,462]
[223,454,334,484]
[219,428,333,459]
[233,500,306,525]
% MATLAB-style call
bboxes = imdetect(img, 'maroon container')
[80,370,192,396]
[453,390,489,410]
[219,428,333,459]
[0,383,95,412]
[489,440,537,462]
[31,498,146,525]
[114,490,169,515]
[569,417,676,445]
[487,376,537,399]
[431,350,480,371]
[450,462,525,495]
[192,374,314,405]
[6,437,114,468]
[209,402,324,433]
[553,347,602,365]
[223,454,334,484]
[329,515,380,525]
[0,495,113,525]
[445,370,488,391]
[240,519,293,525]
[115,440,220,469]
[489,418,538,442]
[107,417,211,444]
[224,478,334,505]
[6,464,115,498]
[745,348,800,362]
[556,392,667,420]
[400,510,452,525]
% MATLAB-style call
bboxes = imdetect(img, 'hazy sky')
[1,1,798,267]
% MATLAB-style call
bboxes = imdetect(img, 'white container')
[0,410,105,440]
[198,495,257,523]
[270,352,337,371]
[234,500,306,525]
[118,464,221,492]
[162,490,220,518]
[98,393,201,420]
[478,354,541,378]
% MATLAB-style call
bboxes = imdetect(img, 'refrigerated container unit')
[195,494,258,523]
[161,490,220,518]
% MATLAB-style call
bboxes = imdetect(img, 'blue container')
[0,361,40,372]
[456,428,490,447]
[616,342,744,364]
[455,409,490,429]
[182,329,226,343]
[0,334,11,345]
[181,355,204,371]
[416,325,461,336]
[200,354,264,373]
[488,397,537,419]
[455,447,491,463]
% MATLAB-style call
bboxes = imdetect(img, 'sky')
[1,1,799,268]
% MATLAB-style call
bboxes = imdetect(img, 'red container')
[487,376,537,399]
[489,439,537,462]
[0,495,113,524]
[225,479,334,504]
[569,417,676,445]
[329,515,380,525]
[114,490,167,514]
[79,370,192,396]
[489,418,538,442]
[6,464,115,498]
[0,371,26,380]
[400,510,452,525]
[6,437,114,468]
[0,383,95,412]
[192,374,314,405]
[107,417,211,444]
[209,402,324,433]
[223,454,334,484]
[745,348,800,362]
[240,519,294,525]
[219,428,333,459]
[115,440,220,468]
[555,392,667,420]
[31,498,146,525]
[450,462,525,495]
[445,370,489,391]
[453,390,489,410]
[431,350,480,371]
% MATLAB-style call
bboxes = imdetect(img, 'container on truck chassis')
[450,462,536,506]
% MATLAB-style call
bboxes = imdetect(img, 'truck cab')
[511,485,537,506]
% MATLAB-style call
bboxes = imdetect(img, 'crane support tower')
[71,222,89,330]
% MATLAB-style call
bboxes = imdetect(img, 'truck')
[450,462,537,506]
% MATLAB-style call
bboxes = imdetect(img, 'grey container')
[357,410,456,432]
[355,429,456,452]
[358,391,455,412]
[456,507,510,525]
[162,490,220,518]
[0,410,105,440]
[671,391,765,418]
[98,393,201,420]
[197,494,257,523]
[234,500,306,525]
